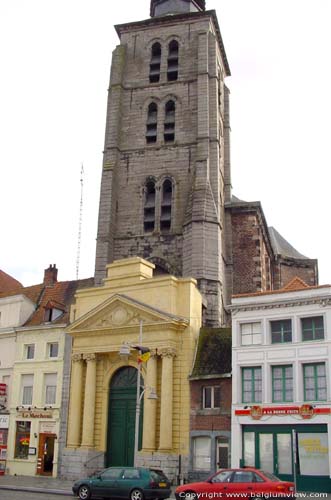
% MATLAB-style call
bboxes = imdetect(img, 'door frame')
[36,433,56,476]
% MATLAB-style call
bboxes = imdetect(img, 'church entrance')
[107,366,143,467]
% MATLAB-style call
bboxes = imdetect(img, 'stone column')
[67,353,84,447]
[159,348,176,452]
[142,350,158,451]
[81,353,97,448]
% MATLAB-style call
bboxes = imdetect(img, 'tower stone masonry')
[94,0,318,328]
[95,0,232,327]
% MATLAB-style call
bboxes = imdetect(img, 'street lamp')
[119,319,157,466]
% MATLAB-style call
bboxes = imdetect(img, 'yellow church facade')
[61,257,202,480]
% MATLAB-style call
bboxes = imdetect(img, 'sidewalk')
[0,474,73,496]
[0,474,177,497]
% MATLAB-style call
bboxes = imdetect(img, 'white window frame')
[44,373,57,405]
[48,342,59,358]
[203,386,221,409]
[240,322,262,346]
[21,374,34,406]
[25,344,35,360]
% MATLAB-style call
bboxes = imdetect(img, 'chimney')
[44,264,58,286]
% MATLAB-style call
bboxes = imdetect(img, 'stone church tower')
[95,0,232,327]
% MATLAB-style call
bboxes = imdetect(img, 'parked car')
[73,466,171,500]
[175,468,295,499]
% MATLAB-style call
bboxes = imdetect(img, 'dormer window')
[146,103,158,143]
[44,301,65,322]
[150,42,161,83]
[164,100,175,142]
[167,40,179,81]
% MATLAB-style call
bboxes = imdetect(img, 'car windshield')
[260,471,280,482]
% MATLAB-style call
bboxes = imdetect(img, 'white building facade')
[231,279,331,493]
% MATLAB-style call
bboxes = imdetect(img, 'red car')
[175,468,295,499]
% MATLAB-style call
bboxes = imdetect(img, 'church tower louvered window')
[146,102,158,143]
[150,42,161,83]
[160,179,172,231]
[167,40,179,81]
[144,180,156,232]
[164,100,175,142]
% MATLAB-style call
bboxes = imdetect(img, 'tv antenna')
[76,164,84,280]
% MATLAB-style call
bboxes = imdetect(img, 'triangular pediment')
[68,294,187,333]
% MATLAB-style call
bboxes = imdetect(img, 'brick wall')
[190,377,231,431]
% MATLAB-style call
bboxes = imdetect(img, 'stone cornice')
[231,296,331,315]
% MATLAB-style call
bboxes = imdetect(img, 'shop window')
[303,363,327,401]
[240,322,261,345]
[21,374,33,405]
[272,365,293,402]
[146,102,158,143]
[167,40,178,81]
[301,316,324,341]
[160,179,172,231]
[144,180,156,232]
[14,421,31,459]
[242,367,262,403]
[193,436,211,470]
[150,42,161,83]
[48,342,59,358]
[203,386,221,409]
[243,432,255,466]
[25,344,35,360]
[271,319,292,343]
[164,100,175,142]
[44,373,57,405]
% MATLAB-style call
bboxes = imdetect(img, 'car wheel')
[183,490,197,500]
[130,488,145,500]
[78,484,91,500]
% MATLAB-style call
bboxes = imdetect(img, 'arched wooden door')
[106,366,143,467]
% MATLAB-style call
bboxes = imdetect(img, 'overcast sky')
[1,0,330,286]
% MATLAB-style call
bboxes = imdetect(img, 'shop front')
[233,405,331,493]
[0,414,9,475]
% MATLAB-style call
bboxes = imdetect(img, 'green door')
[107,367,143,467]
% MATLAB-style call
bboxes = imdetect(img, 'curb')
[0,484,72,496]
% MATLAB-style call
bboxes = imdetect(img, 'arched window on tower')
[146,102,158,143]
[167,40,179,81]
[150,42,161,83]
[144,180,156,232]
[164,100,175,142]
[160,179,172,231]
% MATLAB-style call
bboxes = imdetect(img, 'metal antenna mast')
[76,164,84,280]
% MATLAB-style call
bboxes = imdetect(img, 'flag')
[138,351,151,364]
[132,345,151,363]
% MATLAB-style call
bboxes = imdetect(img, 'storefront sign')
[298,433,329,476]
[0,385,6,396]
[18,410,52,419]
[235,405,331,420]
[39,421,56,433]
[0,416,9,429]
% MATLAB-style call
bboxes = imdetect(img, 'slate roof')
[150,0,206,16]
[0,270,23,293]
[0,275,94,326]
[268,226,308,260]
[191,327,231,378]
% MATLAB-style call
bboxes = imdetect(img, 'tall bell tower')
[94,0,231,326]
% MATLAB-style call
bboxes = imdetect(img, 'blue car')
[72,466,171,500]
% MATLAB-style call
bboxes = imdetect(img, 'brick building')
[188,328,231,481]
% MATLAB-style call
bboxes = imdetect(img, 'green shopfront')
[241,422,331,492]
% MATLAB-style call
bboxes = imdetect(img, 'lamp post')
[119,319,157,467]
